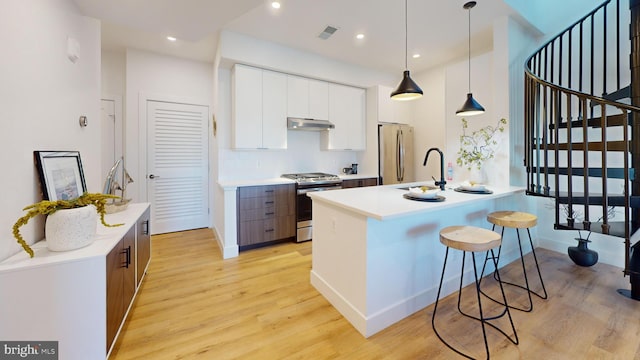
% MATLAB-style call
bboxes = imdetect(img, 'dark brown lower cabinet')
[106,226,136,352]
[342,177,378,188]
[237,184,295,248]
[136,207,151,286]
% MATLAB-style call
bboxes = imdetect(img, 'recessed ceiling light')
[356,33,365,40]
[412,53,421,59]
[271,1,281,9]
[167,36,177,42]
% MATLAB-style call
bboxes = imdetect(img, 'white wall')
[410,68,447,182]
[101,50,125,98]
[124,49,214,207]
[505,0,602,36]
[0,0,101,262]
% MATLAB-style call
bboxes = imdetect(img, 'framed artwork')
[34,151,87,201]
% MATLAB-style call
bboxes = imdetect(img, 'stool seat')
[487,211,537,228]
[440,225,501,252]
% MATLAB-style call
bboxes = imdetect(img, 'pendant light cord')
[404,0,408,70]
[467,4,471,92]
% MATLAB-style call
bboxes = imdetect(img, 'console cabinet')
[341,177,378,188]
[0,203,151,360]
[237,184,295,247]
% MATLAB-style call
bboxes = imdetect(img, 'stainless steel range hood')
[287,117,335,131]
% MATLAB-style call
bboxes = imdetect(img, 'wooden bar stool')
[480,211,548,313]
[432,226,518,360]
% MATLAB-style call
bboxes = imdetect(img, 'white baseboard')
[310,249,523,338]
[212,227,238,259]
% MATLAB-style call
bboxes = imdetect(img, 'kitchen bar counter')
[308,181,524,220]
[308,182,530,337]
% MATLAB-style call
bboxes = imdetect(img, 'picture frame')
[34,151,87,201]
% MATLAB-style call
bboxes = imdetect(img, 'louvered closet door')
[147,100,209,234]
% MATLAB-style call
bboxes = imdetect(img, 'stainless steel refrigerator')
[378,123,414,184]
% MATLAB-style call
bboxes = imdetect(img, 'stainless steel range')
[282,172,342,242]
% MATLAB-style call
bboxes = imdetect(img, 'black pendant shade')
[391,70,423,101]
[457,1,485,116]
[391,0,422,101]
[456,93,485,116]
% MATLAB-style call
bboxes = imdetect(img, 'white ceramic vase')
[469,166,486,184]
[45,205,97,252]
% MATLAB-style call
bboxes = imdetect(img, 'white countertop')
[218,177,296,190]
[0,203,150,272]
[338,173,378,180]
[308,182,525,221]
[218,173,378,190]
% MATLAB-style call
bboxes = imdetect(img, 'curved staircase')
[524,0,640,299]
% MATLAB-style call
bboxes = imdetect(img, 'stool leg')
[480,226,549,312]
[477,224,504,284]
[471,252,491,359]
[490,249,519,346]
[432,248,476,359]
[526,228,548,300]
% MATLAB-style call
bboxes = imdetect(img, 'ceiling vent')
[318,26,338,40]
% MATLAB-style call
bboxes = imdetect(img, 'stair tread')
[549,112,629,130]
[526,190,640,207]
[555,221,633,238]
[540,140,629,151]
[526,166,633,180]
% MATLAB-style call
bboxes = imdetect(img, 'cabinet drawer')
[239,206,276,221]
[239,185,283,198]
[238,196,275,210]
[238,215,296,246]
[238,219,273,245]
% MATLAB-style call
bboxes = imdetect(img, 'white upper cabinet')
[287,75,309,119]
[308,79,329,120]
[232,64,287,149]
[287,76,329,120]
[262,70,288,149]
[322,83,366,150]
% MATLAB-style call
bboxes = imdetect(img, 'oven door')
[296,184,342,241]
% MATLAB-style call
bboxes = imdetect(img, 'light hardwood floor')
[110,229,640,359]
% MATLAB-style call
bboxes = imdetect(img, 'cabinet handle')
[123,246,131,268]
[265,201,274,205]
[142,220,150,235]
[265,212,275,216]
[264,190,274,193]
[265,229,274,233]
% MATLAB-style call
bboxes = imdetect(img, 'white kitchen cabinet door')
[323,84,366,150]
[262,70,287,149]
[287,75,309,118]
[309,79,329,120]
[233,64,263,149]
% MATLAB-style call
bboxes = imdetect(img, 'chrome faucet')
[423,147,446,191]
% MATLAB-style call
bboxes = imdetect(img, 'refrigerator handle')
[396,130,401,181]
[397,129,405,182]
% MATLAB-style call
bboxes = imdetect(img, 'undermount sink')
[397,185,438,191]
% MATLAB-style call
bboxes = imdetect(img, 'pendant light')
[456,1,485,116]
[390,0,422,101]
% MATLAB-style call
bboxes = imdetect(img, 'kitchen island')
[308,182,529,337]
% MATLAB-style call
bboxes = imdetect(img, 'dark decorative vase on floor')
[568,238,598,267]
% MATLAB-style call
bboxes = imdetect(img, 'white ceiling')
[73,0,519,74]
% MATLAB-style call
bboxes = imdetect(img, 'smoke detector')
[318,26,338,40]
